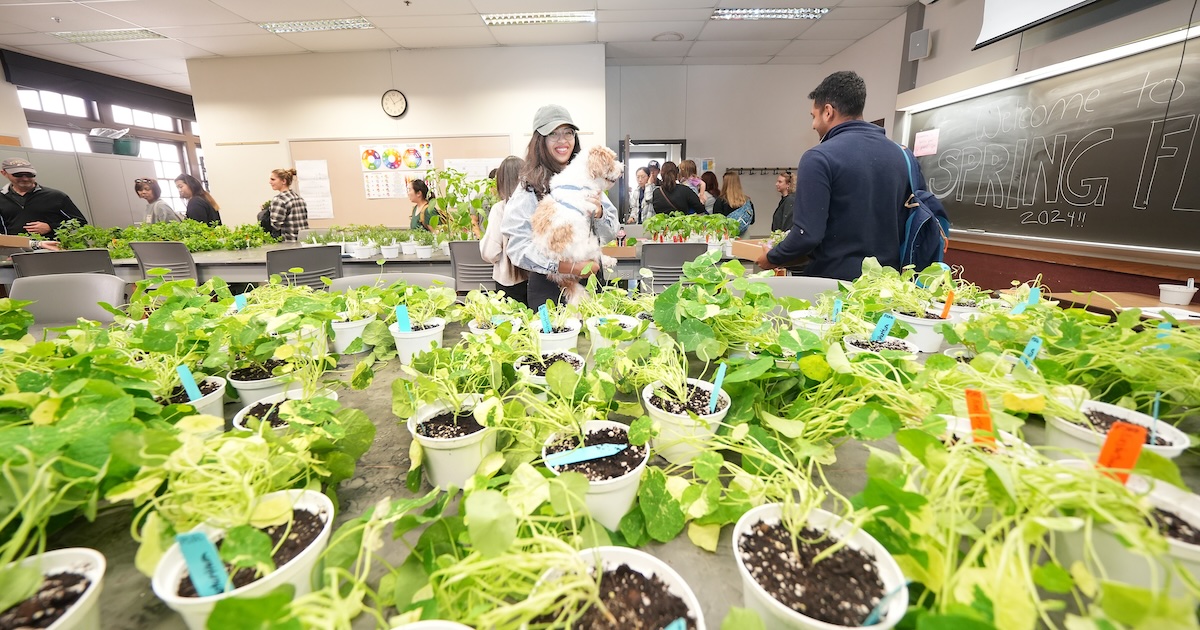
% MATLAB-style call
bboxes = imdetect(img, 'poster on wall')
[699,158,716,173]
[363,171,428,199]
[360,143,435,172]
[295,159,334,219]
[444,157,504,180]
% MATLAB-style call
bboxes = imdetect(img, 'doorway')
[618,138,686,221]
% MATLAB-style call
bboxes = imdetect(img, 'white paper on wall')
[444,157,505,180]
[295,159,334,219]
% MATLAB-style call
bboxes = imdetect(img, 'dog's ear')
[588,145,616,180]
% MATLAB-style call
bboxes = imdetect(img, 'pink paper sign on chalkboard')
[912,129,939,157]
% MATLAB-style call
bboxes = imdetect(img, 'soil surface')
[738,521,886,627]
[570,563,697,629]
[899,311,943,320]
[403,322,438,332]
[848,339,912,353]
[0,571,90,629]
[1083,409,1169,446]
[242,400,288,428]
[545,425,646,482]
[416,410,485,439]
[520,352,584,376]
[648,384,727,415]
[636,312,654,322]
[1152,507,1200,545]
[160,378,222,405]
[229,358,291,382]
[539,324,578,334]
[177,508,324,597]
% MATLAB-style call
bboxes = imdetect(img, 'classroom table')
[1049,290,1200,323]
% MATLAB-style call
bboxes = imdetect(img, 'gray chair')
[129,241,198,282]
[10,273,126,326]
[11,248,115,277]
[328,272,455,292]
[746,275,843,304]
[448,240,497,292]
[265,245,342,291]
[639,243,708,292]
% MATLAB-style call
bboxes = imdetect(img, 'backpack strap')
[896,142,918,196]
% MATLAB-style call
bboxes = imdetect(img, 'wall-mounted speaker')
[908,28,931,61]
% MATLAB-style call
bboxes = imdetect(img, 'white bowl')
[1045,399,1189,460]
[1159,284,1197,306]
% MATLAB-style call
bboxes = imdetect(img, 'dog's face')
[584,145,624,190]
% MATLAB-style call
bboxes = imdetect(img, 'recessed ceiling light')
[258,17,375,34]
[482,11,596,26]
[52,29,166,43]
[652,31,685,42]
[711,8,830,21]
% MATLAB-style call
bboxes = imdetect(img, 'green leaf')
[691,451,723,482]
[549,472,589,517]
[639,467,685,542]
[628,415,654,446]
[895,428,944,468]
[464,489,517,557]
[723,357,773,383]
[220,525,276,573]
[847,403,900,440]
[618,507,650,547]
[721,607,767,630]
[1033,562,1075,593]
[797,354,831,382]
[1099,581,1154,626]
[677,318,716,355]
[915,613,996,630]
[1133,450,1188,490]
[206,584,301,630]
[545,361,581,400]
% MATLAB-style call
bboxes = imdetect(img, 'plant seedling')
[175,531,230,596]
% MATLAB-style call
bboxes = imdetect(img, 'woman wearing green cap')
[500,104,619,308]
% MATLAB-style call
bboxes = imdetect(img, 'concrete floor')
[48,325,1200,629]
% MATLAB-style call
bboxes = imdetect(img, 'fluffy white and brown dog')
[531,145,624,303]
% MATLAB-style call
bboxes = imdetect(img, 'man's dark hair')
[808,71,866,118]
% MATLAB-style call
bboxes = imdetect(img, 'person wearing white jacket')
[478,156,528,305]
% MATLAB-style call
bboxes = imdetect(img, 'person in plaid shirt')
[265,168,310,241]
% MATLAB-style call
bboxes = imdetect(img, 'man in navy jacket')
[757,71,923,281]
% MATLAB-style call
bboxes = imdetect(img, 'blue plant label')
[870,313,896,342]
[936,262,951,272]
[1155,322,1172,350]
[1028,287,1041,305]
[663,619,687,630]
[491,316,507,326]
[233,294,246,310]
[544,443,627,468]
[1021,336,1043,368]
[394,305,412,332]
[710,363,728,413]
[539,305,552,333]
[832,299,843,323]
[176,365,204,402]
[175,531,229,597]
[1153,391,1162,419]
[628,277,636,297]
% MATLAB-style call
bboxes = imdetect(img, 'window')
[139,140,187,213]
[28,126,91,153]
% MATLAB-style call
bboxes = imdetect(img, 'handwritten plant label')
[175,531,230,597]
[1096,421,1147,485]
[1010,300,1028,315]
[965,388,996,447]
[1028,287,1041,305]
[1020,336,1043,369]
[544,443,627,468]
[394,305,412,332]
[1155,322,1172,350]
[233,294,247,311]
[832,299,843,323]
[539,305,552,334]
[870,313,896,342]
[940,291,955,319]
[710,363,728,413]
[176,365,204,402]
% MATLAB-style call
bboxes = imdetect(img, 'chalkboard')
[908,35,1199,253]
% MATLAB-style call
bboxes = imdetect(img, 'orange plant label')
[1096,422,1147,485]
[965,389,996,447]
[940,291,955,319]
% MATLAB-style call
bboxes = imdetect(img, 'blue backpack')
[897,145,951,270]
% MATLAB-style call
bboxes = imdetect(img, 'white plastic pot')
[1159,284,1197,306]
[389,317,446,365]
[892,310,948,353]
[789,309,832,335]
[406,396,495,490]
[642,378,730,466]
[380,244,401,259]
[583,546,706,629]
[330,313,376,354]
[842,336,919,360]
[939,415,1035,458]
[400,240,417,255]
[733,503,908,630]
[542,420,648,531]
[440,242,451,256]
[584,315,640,353]
[8,547,106,630]
[414,245,433,259]
[515,351,586,389]
[231,389,340,432]
[1045,398,1188,460]
[930,300,980,322]
[152,489,334,630]
[226,368,298,408]
[533,317,582,353]
[467,317,522,337]
[180,376,226,420]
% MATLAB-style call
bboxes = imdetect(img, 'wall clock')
[381,89,407,118]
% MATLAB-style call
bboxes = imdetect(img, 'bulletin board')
[288,135,512,227]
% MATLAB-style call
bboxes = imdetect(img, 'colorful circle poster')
[361,148,382,170]
[382,148,402,169]
[359,143,435,172]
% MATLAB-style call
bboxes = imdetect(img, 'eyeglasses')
[547,128,576,141]
[135,178,154,183]
[11,173,35,178]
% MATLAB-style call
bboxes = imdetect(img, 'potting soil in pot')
[160,379,222,405]
[738,521,885,627]
[406,322,439,332]
[539,563,697,630]
[1152,507,1200,545]
[520,352,584,376]
[648,384,728,416]
[229,358,292,382]
[898,311,943,320]
[1083,409,1170,446]
[416,410,485,440]
[0,572,90,629]
[545,426,646,481]
[177,508,324,597]
[243,401,289,428]
[636,312,654,322]
[542,324,577,333]
[848,339,911,353]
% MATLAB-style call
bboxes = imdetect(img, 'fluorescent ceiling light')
[52,29,166,43]
[711,8,830,20]
[482,11,596,26]
[258,17,374,34]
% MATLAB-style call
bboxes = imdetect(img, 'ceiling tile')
[687,40,786,56]
[776,38,855,56]
[835,0,914,6]
[802,18,889,40]
[139,57,191,73]
[370,14,482,29]
[0,2,134,31]
[0,31,65,45]
[598,0,713,9]
[345,0,478,16]
[714,0,829,7]
[825,6,907,21]
[209,0,360,23]
[489,23,597,46]
[153,23,269,38]
[606,56,684,65]
[383,26,497,49]
[177,34,307,56]
[82,59,169,76]
[135,73,193,90]
[597,9,713,22]
[470,0,595,12]
[277,28,400,52]
[767,55,829,65]
[606,41,693,58]
[696,19,815,41]
[83,38,218,60]
[682,55,770,65]
[84,0,246,28]
[15,43,123,63]
[597,20,704,43]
